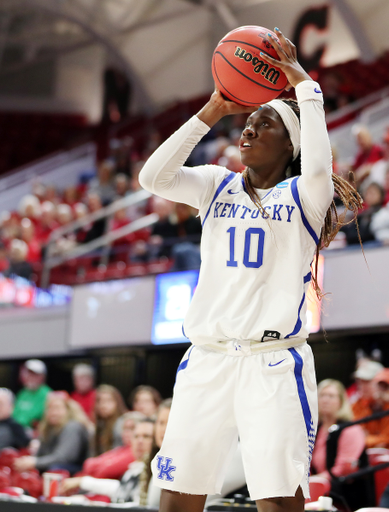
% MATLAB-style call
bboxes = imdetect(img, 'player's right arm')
[138,91,254,209]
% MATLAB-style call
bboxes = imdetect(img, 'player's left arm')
[295,80,334,222]
[262,29,333,223]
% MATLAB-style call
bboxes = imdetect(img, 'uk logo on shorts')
[156,455,176,482]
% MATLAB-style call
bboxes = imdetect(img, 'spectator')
[341,182,385,245]
[13,391,91,475]
[73,202,89,244]
[352,124,383,174]
[0,211,20,245]
[127,161,151,221]
[139,399,172,506]
[217,145,245,173]
[113,136,133,176]
[347,349,372,403]
[356,129,389,194]
[370,175,389,241]
[0,241,9,273]
[82,193,106,244]
[63,186,79,208]
[61,418,154,504]
[20,218,41,263]
[352,360,384,410]
[0,388,30,451]
[148,196,177,259]
[174,203,202,244]
[18,194,41,226]
[74,202,88,220]
[45,185,60,205]
[82,411,145,480]
[37,201,59,245]
[114,173,130,199]
[358,368,389,449]
[4,239,33,281]
[94,384,127,455]
[352,360,388,447]
[311,379,371,511]
[70,364,96,421]
[12,359,52,429]
[56,204,73,227]
[129,386,162,419]
[88,160,116,206]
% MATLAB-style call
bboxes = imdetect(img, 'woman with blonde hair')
[13,391,91,475]
[311,379,372,510]
[94,384,127,455]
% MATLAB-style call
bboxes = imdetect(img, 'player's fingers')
[285,37,297,59]
[274,28,293,57]
[285,81,292,92]
[260,51,284,69]
[266,33,288,61]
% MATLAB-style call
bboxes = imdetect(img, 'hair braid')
[242,99,363,300]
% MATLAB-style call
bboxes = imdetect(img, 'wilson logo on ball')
[234,47,280,85]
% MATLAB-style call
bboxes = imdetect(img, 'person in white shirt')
[61,418,154,504]
[139,28,361,512]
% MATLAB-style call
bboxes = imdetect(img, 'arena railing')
[41,189,158,288]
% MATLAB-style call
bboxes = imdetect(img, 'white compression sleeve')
[139,116,225,210]
[295,80,334,224]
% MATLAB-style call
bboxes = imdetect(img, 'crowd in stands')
[1,353,389,508]
[334,123,389,247]
[0,135,205,283]
[2,102,389,286]
[0,358,168,505]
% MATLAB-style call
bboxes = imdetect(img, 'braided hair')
[242,98,363,299]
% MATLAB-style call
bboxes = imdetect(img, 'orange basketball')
[212,25,288,106]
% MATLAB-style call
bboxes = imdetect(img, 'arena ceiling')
[0,0,389,111]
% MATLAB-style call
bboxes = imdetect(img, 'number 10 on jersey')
[227,227,265,268]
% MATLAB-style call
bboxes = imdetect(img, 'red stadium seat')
[11,471,42,499]
[306,476,331,503]
[0,448,20,468]
[0,467,12,489]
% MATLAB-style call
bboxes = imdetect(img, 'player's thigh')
[255,486,305,512]
[153,346,239,495]
[235,346,317,500]
[159,489,207,512]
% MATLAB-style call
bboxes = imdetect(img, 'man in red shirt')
[352,124,383,175]
[70,364,96,421]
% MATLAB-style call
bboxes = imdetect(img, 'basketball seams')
[217,39,277,61]
[214,51,285,93]
[212,58,267,106]
[211,25,287,106]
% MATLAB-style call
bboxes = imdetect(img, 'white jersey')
[139,80,334,346]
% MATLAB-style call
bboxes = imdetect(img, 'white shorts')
[151,340,318,501]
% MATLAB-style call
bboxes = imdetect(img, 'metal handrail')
[326,84,389,126]
[47,189,152,242]
[41,189,156,287]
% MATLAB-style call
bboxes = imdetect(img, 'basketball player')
[139,29,361,512]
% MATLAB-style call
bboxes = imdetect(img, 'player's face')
[239,106,292,172]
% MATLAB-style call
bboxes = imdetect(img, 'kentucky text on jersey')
[213,201,296,221]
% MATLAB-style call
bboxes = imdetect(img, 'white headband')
[265,99,301,161]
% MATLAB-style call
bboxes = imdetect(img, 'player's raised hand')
[197,86,258,128]
[260,27,312,90]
